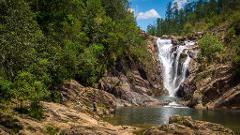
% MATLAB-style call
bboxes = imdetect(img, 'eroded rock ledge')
[0,102,136,135]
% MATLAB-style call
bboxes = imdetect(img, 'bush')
[233,55,240,77]
[11,71,49,119]
[12,71,50,103]
[198,33,224,62]
[15,101,45,120]
[0,78,13,103]
[44,125,59,135]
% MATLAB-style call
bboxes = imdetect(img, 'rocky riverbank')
[143,115,235,135]
[0,102,137,135]
[0,80,138,135]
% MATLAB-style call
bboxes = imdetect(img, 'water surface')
[106,106,240,134]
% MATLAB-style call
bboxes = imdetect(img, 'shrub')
[12,72,49,119]
[44,125,59,135]
[12,72,50,103]
[0,78,13,103]
[198,33,224,62]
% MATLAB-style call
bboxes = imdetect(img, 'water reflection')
[108,107,240,134]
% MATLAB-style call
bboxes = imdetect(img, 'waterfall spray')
[157,38,194,97]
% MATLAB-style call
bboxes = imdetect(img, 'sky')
[129,0,189,31]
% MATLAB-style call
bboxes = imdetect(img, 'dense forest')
[148,0,240,81]
[0,0,150,118]
[147,0,240,36]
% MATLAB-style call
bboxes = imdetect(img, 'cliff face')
[178,32,240,109]
[183,62,240,109]
[99,33,164,106]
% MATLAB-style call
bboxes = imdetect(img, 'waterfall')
[157,38,194,97]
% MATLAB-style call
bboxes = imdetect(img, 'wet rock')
[144,115,235,135]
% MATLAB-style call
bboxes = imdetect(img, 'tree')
[198,33,224,61]
[0,0,43,78]
[147,25,157,36]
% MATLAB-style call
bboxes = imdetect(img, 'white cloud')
[136,9,160,20]
[172,0,189,10]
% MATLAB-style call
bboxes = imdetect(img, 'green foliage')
[225,16,240,77]
[198,33,224,61]
[0,77,13,102]
[147,0,240,36]
[44,125,59,135]
[0,0,144,109]
[13,71,50,102]
[78,44,106,86]
[0,0,43,78]
[28,101,45,120]
[15,101,45,120]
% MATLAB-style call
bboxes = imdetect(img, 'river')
[106,105,240,134]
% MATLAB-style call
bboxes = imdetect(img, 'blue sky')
[129,0,189,31]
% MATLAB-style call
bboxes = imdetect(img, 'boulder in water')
[143,115,235,135]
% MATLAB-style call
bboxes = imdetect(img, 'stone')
[61,80,117,116]
[4,102,136,135]
[143,115,235,135]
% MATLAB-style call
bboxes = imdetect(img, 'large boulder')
[144,115,235,135]
[61,80,117,115]
[100,75,161,106]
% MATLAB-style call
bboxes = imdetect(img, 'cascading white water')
[157,38,194,97]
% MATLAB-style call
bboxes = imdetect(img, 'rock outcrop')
[0,102,136,135]
[99,34,164,106]
[183,62,240,109]
[143,115,235,135]
[172,31,240,109]
[61,80,117,116]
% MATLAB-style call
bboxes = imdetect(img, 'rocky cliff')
[99,33,164,106]
[176,32,240,109]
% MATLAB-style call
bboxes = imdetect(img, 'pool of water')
[106,106,240,134]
